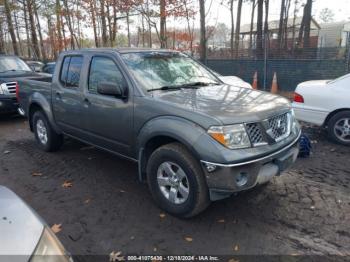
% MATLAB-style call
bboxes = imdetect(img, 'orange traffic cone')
[252,71,258,90]
[271,72,278,94]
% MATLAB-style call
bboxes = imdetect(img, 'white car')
[292,73,350,145]
[210,70,252,89]
[217,75,252,89]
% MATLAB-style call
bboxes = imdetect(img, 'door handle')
[83,98,91,106]
[55,91,62,100]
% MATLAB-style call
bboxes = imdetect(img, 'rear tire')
[147,142,210,218]
[327,111,350,146]
[33,111,63,152]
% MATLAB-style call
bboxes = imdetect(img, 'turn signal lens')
[293,92,304,103]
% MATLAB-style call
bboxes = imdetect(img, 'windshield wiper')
[147,86,182,92]
[147,81,219,92]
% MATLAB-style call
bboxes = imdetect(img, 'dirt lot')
[0,115,349,260]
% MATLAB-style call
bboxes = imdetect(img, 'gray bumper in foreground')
[201,135,300,201]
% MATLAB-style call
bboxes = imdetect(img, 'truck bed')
[17,76,53,116]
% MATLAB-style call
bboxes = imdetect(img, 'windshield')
[121,52,220,91]
[0,56,32,73]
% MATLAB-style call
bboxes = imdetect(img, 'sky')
[205,0,350,27]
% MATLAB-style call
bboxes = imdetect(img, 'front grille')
[267,112,290,141]
[2,82,17,96]
[245,112,291,146]
[246,123,264,145]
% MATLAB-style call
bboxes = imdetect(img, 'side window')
[59,56,83,88]
[88,57,126,94]
[66,56,83,88]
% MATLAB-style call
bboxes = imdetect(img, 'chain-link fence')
[203,25,350,93]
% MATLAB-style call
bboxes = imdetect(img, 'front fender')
[28,92,61,134]
[136,116,207,159]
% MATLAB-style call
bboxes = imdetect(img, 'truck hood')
[153,84,291,124]
[0,186,44,259]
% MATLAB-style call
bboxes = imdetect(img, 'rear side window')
[60,56,83,88]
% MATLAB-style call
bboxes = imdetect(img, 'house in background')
[239,17,321,50]
[318,21,350,48]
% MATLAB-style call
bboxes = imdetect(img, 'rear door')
[82,54,133,157]
[52,55,90,140]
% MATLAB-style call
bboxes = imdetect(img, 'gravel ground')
[0,115,349,260]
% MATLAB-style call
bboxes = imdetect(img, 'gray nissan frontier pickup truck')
[17,48,301,217]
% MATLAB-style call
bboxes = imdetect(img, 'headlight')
[30,226,72,262]
[208,124,251,149]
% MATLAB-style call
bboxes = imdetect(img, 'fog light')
[236,172,248,187]
[204,163,217,172]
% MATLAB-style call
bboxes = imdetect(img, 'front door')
[83,55,133,157]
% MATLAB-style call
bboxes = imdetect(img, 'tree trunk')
[256,0,264,59]
[283,0,291,49]
[235,0,243,58]
[277,0,285,49]
[303,0,313,48]
[127,11,131,47]
[27,0,41,59]
[23,0,31,57]
[63,0,76,49]
[90,0,99,47]
[141,14,145,47]
[56,0,64,52]
[264,0,269,50]
[291,0,298,51]
[14,12,23,56]
[106,2,113,47]
[34,2,47,61]
[47,16,58,59]
[160,0,166,48]
[199,0,206,61]
[230,0,234,58]
[249,0,256,52]
[0,17,5,53]
[100,0,108,47]
[183,0,194,54]
[112,4,117,45]
[4,0,19,55]
[146,0,152,47]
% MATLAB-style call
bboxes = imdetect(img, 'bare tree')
[4,0,19,55]
[256,0,264,58]
[234,0,243,58]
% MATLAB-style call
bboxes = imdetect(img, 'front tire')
[147,143,210,218]
[33,111,63,152]
[327,111,350,146]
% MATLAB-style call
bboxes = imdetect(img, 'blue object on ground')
[298,133,312,158]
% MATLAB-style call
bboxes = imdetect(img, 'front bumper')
[0,97,18,114]
[201,132,300,201]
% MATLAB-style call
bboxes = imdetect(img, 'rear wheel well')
[28,103,43,131]
[324,108,350,127]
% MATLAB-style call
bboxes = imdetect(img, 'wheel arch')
[324,108,350,127]
[27,92,61,134]
[136,116,207,182]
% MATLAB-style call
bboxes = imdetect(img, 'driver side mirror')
[97,82,127,98]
